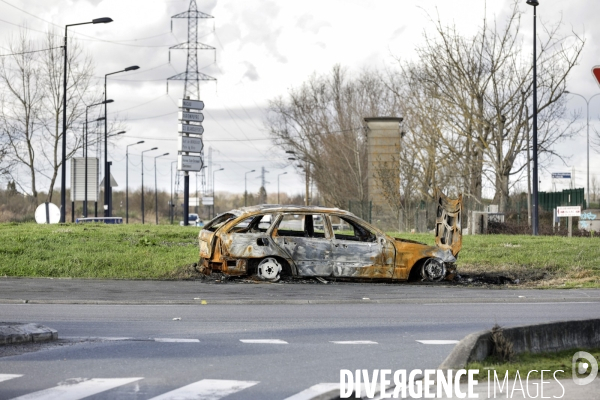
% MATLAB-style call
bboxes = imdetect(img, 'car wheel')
[421,258,446,282]
[256,257,282,282]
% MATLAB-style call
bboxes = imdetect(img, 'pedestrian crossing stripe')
[0,376,341,400]
[10,377,143,400]
[148,379,258,400]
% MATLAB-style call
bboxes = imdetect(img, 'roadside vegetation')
[391,232,599,288]
[0,223,598,287]
[467,348,600,381]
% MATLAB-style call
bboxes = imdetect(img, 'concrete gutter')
[439,318,600,370]
[0,322,58,345]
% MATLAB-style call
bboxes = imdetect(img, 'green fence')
[538,188,586,212]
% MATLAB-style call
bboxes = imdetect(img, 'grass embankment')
[467,348,600,381]
[0,223,199,279]
[390,232,599,287]
[0,223,598,286]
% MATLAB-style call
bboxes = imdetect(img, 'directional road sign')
[178,154,203,171]
[178,99,204,110]
[178,123,204,135]
[178,136,203,153]
[178,111,204,123]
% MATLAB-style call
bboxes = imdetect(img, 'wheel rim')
[257,258,282,281]
[421,258,446,282]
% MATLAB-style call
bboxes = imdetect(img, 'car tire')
[420,258,446,282]
[256,257,283,282]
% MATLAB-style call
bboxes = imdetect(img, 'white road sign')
[178,123,204,135]
[556,206,581,217]
[202,196,214,206]
[178,154,203,171]
[178,136,203,153]
[178,99,204,110]
[178,111,204,122]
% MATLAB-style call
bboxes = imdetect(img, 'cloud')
[242,62,259,81]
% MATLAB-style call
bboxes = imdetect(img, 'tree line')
[266,2,585,220]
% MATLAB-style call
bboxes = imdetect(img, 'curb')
[439,318,600,370]
[1,297,598,306]
[0,322,58,345]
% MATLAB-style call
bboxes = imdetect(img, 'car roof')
[221,205,358,219]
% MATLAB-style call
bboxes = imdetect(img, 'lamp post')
[564,91,600,208]
[244,169,255,207]
[213,168,224,218]
[277,172,287,204]
[154,153,169,224]
[104,65,139,218]
[84,113,106,217]
[126,141,144,223]
[526,0,539,235]
[141,147,158,224]
[60,17,112,223]
[288,154,310,206]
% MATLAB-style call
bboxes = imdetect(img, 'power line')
[0,46,62,57]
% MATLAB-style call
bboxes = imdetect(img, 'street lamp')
[288,153,311,206]
[60,17,113,223]
[244,169,255,207]
[84,112,106,217]
[526,0,539,235]
[141,147,158,224]
[104,65,140,218]
[564,91,600,208]
[213,168,224,218]
[277,172,287,204]
[126,140,144,223]
[154,153,169,224]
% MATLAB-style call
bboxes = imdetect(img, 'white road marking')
[283,383,339,400]
[0,374,22,383]
[240,339,288,344]
[149,379,258,400]
[154,338,200,343]
[11,377,143,400]
[416,340,459,345]
[330,340,378,344]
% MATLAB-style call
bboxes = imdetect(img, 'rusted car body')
[198,191,462,282]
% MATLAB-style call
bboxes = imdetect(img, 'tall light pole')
[564,91,600,208]
[170,160,177,224]
[141,147,158,224]
[84,113,106,217]
[526,0,539,235]
[60,17,112,223]
[154,153,169,224]
[213,168,224,218]
[277,172,287,204]
[126,140,144,223]
[244,169,255,207]
[104,65,139,218]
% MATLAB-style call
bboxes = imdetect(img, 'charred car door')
[330,215,395,279]
[271,213,333,277]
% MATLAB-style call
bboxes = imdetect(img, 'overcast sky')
[1,0,599,200]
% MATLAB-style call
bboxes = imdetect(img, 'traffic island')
[0,322,58,345]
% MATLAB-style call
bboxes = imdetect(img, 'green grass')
[389,232,600,287]
[467,348,600,381]
[0,223,200,279]
[0,223,598,285]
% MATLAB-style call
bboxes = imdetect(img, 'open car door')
[434,189,463,256]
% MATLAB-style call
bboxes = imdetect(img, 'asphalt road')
[0,279,599,399]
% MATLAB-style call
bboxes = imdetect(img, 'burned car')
[198,192,462,282]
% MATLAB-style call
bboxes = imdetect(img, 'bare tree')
[267,65,398,210]
[391,1,583,211]
[0,30,44,198]
[0,30,101,201]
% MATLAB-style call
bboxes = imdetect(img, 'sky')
[1,0,600,201]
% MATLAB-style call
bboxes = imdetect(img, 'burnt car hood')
[434,189,462,256]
